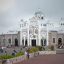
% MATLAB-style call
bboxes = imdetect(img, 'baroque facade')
[0,10,64,48]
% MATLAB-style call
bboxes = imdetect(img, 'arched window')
[53,38,55,43]
[8,39,11,44]
[44,39,46,46]
[25,39,27,46]
[35,29,38,34]
[41,16,43,19]
[3,39,5,43]
[41,39,43,46]
[22,39,24,45]
[58,38,62,45]
[15,38,18,46]
[3,39,5,44]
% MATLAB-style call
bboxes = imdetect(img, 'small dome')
[34,9,45,20]
[35,11,43,15]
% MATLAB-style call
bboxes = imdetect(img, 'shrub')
[28,47,39,53]
[0,55,13,60]
[36,46,42,51]
[15,52,24,57]
[0,51,24,60]
[45,46,50,51]
[49,45,54,51]
[42,46,45,51]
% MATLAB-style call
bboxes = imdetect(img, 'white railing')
[39,51,56,55]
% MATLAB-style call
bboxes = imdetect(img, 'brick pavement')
[14,54,64,64]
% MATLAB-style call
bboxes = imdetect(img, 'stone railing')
[39,51,56,55]
[0,51,56,64]
[0,55,25,64]
[6,55,25,64]
[56,49,64,54]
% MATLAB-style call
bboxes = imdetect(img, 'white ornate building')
[19,10,48,47]
[0,10,64,48]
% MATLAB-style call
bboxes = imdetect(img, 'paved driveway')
[14,54,64,64]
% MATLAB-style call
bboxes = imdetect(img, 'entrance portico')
[30,38,37,46]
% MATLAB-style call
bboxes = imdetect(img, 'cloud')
[0,0,64,34]
[0,0,15,13]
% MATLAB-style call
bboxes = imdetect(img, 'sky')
[0,0,64,34]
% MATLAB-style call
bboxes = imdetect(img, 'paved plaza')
[14,54,64,64]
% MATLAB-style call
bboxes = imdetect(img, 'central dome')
[34,9,45,20]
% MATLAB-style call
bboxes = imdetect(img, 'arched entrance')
[41,39,44,46]
[31,39,36,46]
[41,39,46,46]
[15,38,18,46]
[58,38,62,48]
[25,39,28,46]
[44,39,46,46]
[22,39,24,46]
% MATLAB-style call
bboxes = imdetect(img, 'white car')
[1,46,6,49]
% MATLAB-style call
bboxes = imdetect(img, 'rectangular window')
[53,38,55,43]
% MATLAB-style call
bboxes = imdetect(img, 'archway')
[41,39,46,46]
[22,39,24,46]
[15,38,18,46]
[41,39,44,46]
[8,39,11,44]
[31,39,36,46]
[44,39,46,46]
[58,38,62,48]
[25,39,28,46]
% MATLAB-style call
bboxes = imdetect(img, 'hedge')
[0,55,14,60]
[15,51,24,57]
[0,52,24,60]
[28,47,39,53]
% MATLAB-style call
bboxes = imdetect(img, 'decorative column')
[27,22,30,46]
[47,24,49,46]
[30,38,31,46]
[28,28,30,46]
[20,31,22,46]
[39,25,41,46]
[19,19,23,46]
[19,25,22,46]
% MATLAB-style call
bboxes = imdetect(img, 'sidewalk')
[14,54,64,64]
